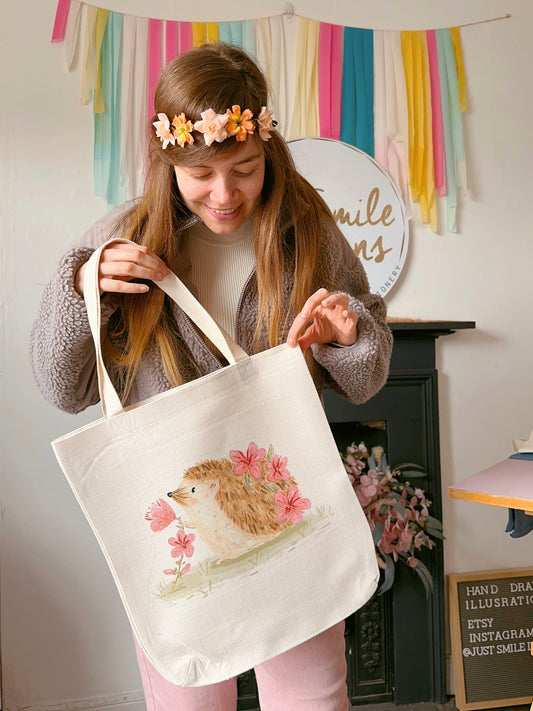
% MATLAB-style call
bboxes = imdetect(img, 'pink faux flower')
[266,454,290,482]
[169,530,195,558]
[145,498,177,532]
[153,113,175,149]
[230,442,266,479]
[355,472,379,507]
[257,106,274,141]
[180,563,191,576]
[275,486,311,524]
[194,108,228,146]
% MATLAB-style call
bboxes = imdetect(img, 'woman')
[31,42,392,711]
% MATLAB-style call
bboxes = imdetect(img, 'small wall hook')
[283,2,295,18]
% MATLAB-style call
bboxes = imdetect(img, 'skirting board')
[16,692,145,711]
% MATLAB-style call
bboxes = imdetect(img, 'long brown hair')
[110,43,334,397]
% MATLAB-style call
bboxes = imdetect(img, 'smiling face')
[174,139,265,235]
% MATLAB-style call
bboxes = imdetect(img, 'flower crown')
[153,105,277,149]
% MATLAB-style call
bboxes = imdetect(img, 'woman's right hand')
[74,241,170,296]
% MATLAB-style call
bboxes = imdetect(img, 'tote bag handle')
[84,238,249,419]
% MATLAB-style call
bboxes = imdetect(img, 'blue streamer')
[219,21,243,46]
[436,28,466,232]
[94,12,125,208]
[435,30,457,233]
[242,20,257,59]
[340,27,374,156]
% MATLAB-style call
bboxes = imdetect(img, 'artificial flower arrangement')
[341,441,444,595]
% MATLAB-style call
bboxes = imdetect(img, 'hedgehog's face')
[168,478,219,508]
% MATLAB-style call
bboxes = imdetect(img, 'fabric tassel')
[219,22,242,46]
[94,9,110,114]
[51,0,72,43]
[290,18,320,139]
[242,20,257,58]
[373,30,410,214]
[165,21,178,64]
[120,15,149,201]
[401,31,436,231]
[94,12,125,207]
[426,30,446,196]
[436,31,456,233]
[450,27,467,112]
[436,28,467,232]
[318,23,343,140]
[80,6,99,106]
[179,22,192,54]
[64,0,82,71]
[148,19,162,116]
[266,15,298,139]
[256,18,275,113]
[340,27,374,156]
[206,23,219,44]
[192,23,206,47]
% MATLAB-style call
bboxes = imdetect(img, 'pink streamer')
[166,21,178,64]
[426,30,446,195]
[179,22,192,54]
[318,23,343,140]
[148,19,162,116]
[51,0,71,42]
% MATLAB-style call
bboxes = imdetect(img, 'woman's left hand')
[286,288,359,350]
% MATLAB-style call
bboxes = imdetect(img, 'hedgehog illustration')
[168,450,310,563]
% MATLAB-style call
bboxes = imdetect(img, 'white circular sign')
[288,138,408,298]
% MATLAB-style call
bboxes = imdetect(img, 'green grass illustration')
[158,508,332,602]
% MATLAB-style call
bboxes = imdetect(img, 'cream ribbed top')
[185,219,255,339]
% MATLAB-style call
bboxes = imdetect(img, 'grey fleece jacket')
[30,202,393,414]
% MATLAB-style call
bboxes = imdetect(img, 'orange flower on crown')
[226,105,255,142]
[171,113,194,147]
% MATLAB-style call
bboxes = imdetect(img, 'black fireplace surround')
[236,321,475,709]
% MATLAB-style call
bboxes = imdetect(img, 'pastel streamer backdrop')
[52,1,471,233]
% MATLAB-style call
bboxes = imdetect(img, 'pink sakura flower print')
[145,498,177,532]
[274,486,311,524]
[194,108,228,145]
[164,563,190,577]
[266,454,290,482]
[230,442,266,479]
[168,530,195,558]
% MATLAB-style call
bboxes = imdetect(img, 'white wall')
[1,0,532,708]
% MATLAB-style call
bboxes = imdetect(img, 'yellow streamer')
[80,5,99,105]
[450,27,467,112]
[94,9,110,114]
[206,22,219,44]
[401,31,436,232]
[290,18,320,139]
[192,23,206,47]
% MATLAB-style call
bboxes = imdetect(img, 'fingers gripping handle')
[83,238,248,419]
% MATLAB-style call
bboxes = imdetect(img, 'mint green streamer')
[94,12,125,208]
[219,21,243,46]
[436,28,465,232]
[242,20,257,59]
[435,31,456,232]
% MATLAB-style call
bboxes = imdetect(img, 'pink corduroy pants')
[134,621,350,711]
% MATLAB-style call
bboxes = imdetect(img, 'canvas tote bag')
[52,237,379,687]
